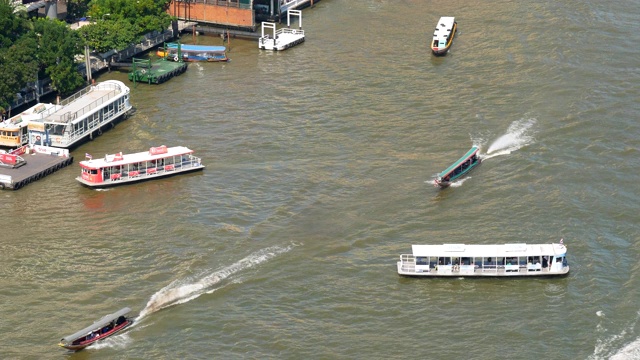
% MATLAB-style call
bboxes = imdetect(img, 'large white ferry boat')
[76,145,204,188]
[397,242,569,277]
[27,80,131,149]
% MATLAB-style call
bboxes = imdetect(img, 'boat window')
[416,257,428,265]
[90,169,97,175]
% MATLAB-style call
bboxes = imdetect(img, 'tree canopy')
[1,0,173,112]
[81,0,173,47]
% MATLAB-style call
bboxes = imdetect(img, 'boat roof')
[79,146,195,169]
[411,243,567,258]
[438,146,479,178]
[36,80,129,125]
[433,16,456,41]
[166,43,226,52]
[0,103,58,129]
[60,307,131,343]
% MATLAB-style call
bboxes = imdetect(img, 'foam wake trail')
[485,117,537,156]
[137,244,294,320]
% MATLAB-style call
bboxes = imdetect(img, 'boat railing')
[398,254,416,271]
[106,155,203,183]
[61,100,128,145]
[280,27,304,36]
[48,89,120,125]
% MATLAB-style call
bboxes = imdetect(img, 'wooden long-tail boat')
[434,146,480,188]
[59,307,134,351]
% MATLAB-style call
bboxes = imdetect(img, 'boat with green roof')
[433,146,481,188]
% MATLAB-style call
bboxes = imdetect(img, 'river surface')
[2,0,640,359]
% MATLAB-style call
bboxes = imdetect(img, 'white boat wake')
[483,117,536,160]
[136,244,295,321]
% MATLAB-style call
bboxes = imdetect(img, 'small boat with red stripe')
[58,307,133,351]
[433,146,480,188]
[76,145,204,188]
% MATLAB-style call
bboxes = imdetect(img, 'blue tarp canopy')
[165,43,226,52]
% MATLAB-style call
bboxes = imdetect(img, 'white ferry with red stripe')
[76,145,204,188]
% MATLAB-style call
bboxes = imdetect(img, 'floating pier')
[258,10,305,51]
[0,145,73,190]
[128,58,188,85]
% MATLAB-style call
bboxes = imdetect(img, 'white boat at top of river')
[27,80,131,149]
[397,242,570,277]
[258,10,305,51]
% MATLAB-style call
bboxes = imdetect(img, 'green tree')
[65,0,91,22]
[32,19,85,95]
[87,0,172,34]
[0,0,29,48]
[78,18,137,53]
[0,0,34,112]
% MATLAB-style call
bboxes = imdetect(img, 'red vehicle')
[76,145,204,188]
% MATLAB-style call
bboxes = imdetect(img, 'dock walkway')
[0,147,73,190]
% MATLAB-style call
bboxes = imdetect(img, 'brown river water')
[1,1,639,358]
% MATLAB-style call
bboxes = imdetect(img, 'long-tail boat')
[59,307,134,351]
[157,43,229,62]
[433,146,480,188]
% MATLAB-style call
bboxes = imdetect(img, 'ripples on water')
[1,0,640,358]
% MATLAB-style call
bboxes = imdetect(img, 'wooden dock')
[0,146,73,190]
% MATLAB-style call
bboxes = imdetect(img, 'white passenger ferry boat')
[27,80,131,149]
[397,242,569,277]
[76,145,204,188]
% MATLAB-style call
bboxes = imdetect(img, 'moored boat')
[431,16,457,55]
[434,146,480,188]
[76,145,204,188]
[397,242,570,277]
[27,80,131,149]
[59,307,134,351]
[157,43,229,62]
[0,103,60,149]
